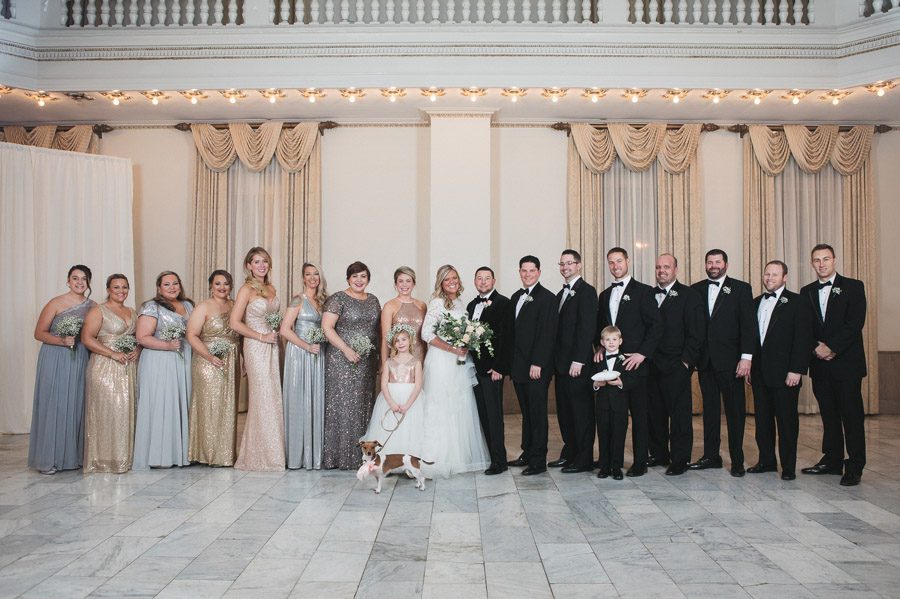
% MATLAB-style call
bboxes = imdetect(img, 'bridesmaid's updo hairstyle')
[243,246,273,297]
[301,262,328,306]
[345,261,370,282]
[105,273,129,299]
[432,264,463,310]
[208,269,234,291]
[68,264,93,298]
[148,270,193,313]
[393,266,416,285]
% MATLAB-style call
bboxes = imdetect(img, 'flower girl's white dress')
[362,356,425,457]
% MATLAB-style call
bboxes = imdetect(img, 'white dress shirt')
[655,282,675,307]
[757,285,784,343]
[608,275,631,325]
[516,285,536,318]
[472,293,491,321]
[707,276,725,316]
[559,276,581,312]
[818,274,836,319]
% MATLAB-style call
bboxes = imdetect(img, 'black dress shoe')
[730,466,746,477]
[521,465,547,476]
[592,460,601,469]
[507,457,528,467]
[596,468,611,479]
[626,464,647,478]
[801,463,843,475]
[781,472,796,481]
[840,471,861,486]
[612,468,624,481]
[484,464,508,475]
[689,456,723,470]
[647,456,670,468]
[665,463,688,476]
[747,463,778,474]
[561,465,593,474]
[547,458,569,468]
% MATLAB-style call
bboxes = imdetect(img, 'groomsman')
[550,250,598,473]
[647,254,705,476]
[594,247,662,477]
[748,260,813,481]
[505,256,557,475]
[466,267,510,476]
[689,249,755,477]
[800,244,868,486]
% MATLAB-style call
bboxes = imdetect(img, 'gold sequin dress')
[393,301,427,362]
[189,311,240,466]
[235,296,285,471]
[83,305,137,474]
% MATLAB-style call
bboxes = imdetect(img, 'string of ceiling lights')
[1,82,895,107]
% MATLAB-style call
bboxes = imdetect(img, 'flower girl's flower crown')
[387,323,417,345]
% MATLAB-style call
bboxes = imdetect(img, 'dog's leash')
[377,409,405,454]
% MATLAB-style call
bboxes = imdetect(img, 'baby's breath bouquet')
[434,313,495,364]
[54,315,84,354]
[303,327,327,361]
[265,311,283,332]
[160,322,187,359]
[207,339,232,376]
[348,333,375,370]
[112,334,137,354]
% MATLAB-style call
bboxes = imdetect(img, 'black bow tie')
[611,281,624,288]
[817,280,833,290]
[476,297,490,304]
[521,288,531,295]
[763,292,776,300]
[653,286,667,295]
[562,283,570,290]
[708,280,720,287]
[605,354,619,360]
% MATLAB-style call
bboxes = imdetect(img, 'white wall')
[98,124,898,350]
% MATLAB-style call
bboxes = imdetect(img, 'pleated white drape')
[0,142,134,433]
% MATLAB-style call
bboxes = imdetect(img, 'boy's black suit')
[594,354,646,471]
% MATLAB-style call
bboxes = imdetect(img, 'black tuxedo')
[647,281,706,467]
[751,288,814,474]
[553,277,598,469]
[505,282,558,468]
[691,276,755,468]
[800,274,867,474]
[466,290,510,469]
[593,354,644,471]
[596,277,661,467]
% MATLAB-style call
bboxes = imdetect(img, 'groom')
[505,256,557,475]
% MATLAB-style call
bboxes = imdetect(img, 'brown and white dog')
[357,441,433,494]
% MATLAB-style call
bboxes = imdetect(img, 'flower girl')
[362,324,426,457]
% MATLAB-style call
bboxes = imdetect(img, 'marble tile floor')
[2,414,900,598]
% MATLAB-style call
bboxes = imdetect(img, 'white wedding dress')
[420,297,491,478]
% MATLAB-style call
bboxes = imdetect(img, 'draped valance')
[1,125,97,154]
[570,123,702,174]
[748,125,874,176]
[191,122,319,173]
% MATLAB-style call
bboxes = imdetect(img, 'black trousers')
[596,392,628,470]
[751,381,799,473]
[474,372,507,468]
[698,367,746,467]
[648,365,693,466]
[554,372,595,468]
[514,376,551,468]
[811,371,866,474]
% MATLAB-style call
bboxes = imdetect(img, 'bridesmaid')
[322,261,381,470]
[29,265,96,474]
[280,262,328,470]
[133,271,194,469]
[231,247,285,471]
[186,269,240,467]
[379,266,427,366]
[81,274,138,474]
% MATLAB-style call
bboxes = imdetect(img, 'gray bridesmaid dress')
[28,298,95,472]
[133,300,193,469]
[283,296,326,469]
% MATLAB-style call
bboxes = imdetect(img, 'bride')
[420,265,491,477]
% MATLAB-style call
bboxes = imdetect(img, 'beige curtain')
[568,122,704,287]
[190,122,321,302]
[743,125,878,414]
[1,125,98,153]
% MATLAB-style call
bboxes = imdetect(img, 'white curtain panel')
[0,142,134,433]
[601,159,659,284]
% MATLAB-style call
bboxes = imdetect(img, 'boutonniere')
[832,287,842,295]
[722,286,731,295]
[668,289,678,297]
[485,300,492,307]
[621,294,631,302]
[779,297,788,304]
[524,295,534,304]
[569,290,576,297]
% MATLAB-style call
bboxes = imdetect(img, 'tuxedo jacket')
[799,274,867,380]
[504,282,558,383]
[466,290,510,376]
[751,289,814,388]
[554,277,598,374]
[652,281,706,374]
[595,278,662,359]
[592,354,645,401]
[690,276,756,372]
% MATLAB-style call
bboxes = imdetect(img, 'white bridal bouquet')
[54,315,84,354]
[348,333,375,370]
[303,327,327,361]
[207,339,231,376]
[434,313,495,365]
[160,322,187,358]
[265,311,283,331]
[111,334,138,354]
